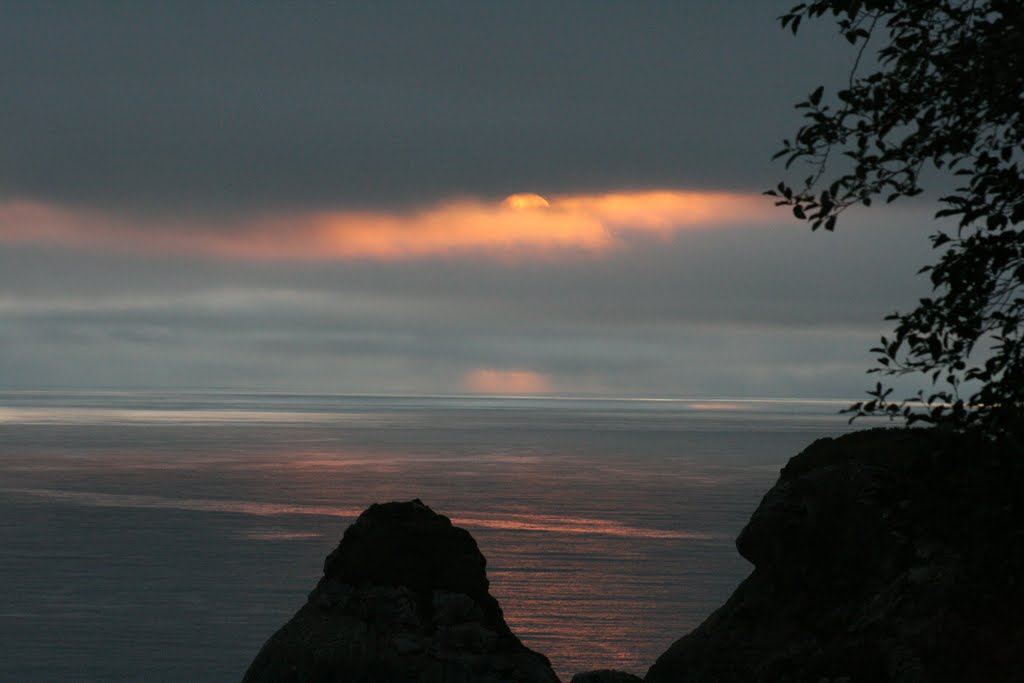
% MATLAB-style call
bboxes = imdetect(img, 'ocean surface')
[0,391,867,681]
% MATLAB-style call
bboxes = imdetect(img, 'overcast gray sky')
[0,2,942,398]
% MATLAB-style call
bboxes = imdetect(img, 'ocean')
[0,391,865,681]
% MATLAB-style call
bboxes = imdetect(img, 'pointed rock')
[242,499,560,683]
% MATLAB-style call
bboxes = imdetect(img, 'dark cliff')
[646,428,1024,683]
[241,499,559,683]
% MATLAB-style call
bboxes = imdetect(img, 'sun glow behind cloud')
[501,193,552,210]
[0,189,774,262]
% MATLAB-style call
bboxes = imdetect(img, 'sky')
[0,2,942,398]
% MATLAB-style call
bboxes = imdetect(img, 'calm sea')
[0,391,864,681]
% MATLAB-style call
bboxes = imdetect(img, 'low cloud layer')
[0,201,937,398]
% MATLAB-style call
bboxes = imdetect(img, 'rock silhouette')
[645,428,1024,683]
[241,499,559,683]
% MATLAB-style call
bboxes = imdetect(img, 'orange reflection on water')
[483,527,689,679]
[4,486,709,541]
[243,530,323,541]
[453,511,707,540]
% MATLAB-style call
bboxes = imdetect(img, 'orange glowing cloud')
[0,189,774,262]
[461,368,554,395]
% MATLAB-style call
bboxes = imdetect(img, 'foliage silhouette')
[768,0,1024,437]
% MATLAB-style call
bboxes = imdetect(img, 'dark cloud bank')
[2,2,852,213]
